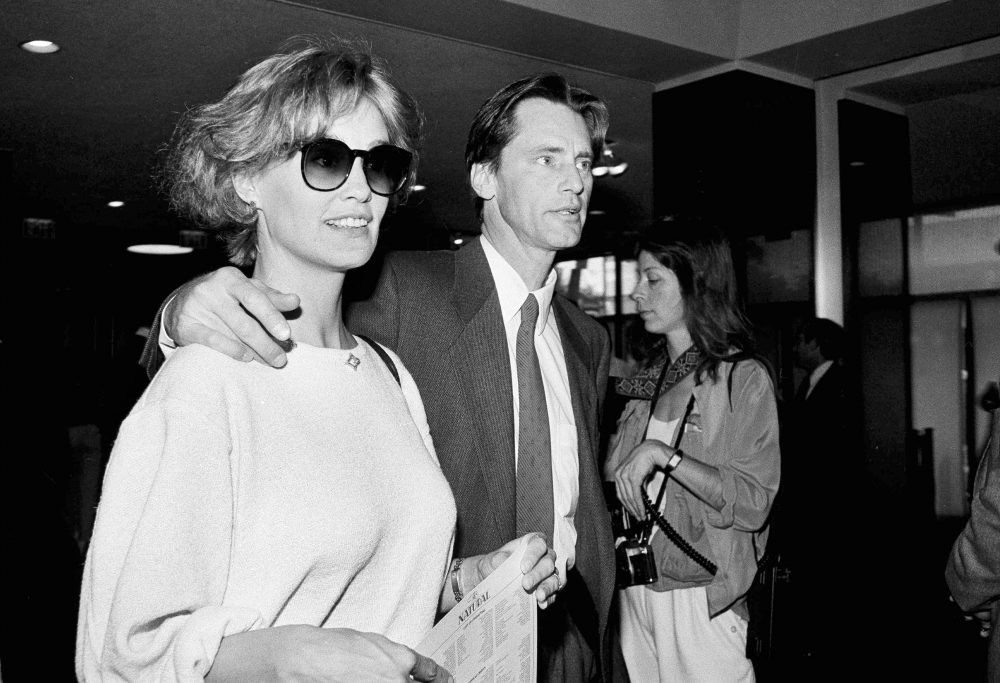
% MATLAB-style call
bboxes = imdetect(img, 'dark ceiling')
[2,0,999,259]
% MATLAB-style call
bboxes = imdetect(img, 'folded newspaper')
[418,537,537,682]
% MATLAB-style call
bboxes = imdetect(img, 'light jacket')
[606,358,781,617]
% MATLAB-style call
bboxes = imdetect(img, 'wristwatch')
[665,449,684,473]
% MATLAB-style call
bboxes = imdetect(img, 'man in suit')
[779,317,850,672]
[141,73,617,682]
[791,317,846,429]
[784,317,848,521]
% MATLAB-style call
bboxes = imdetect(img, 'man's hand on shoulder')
[165,266,300,368]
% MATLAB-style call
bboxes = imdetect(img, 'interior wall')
[858,306,912,495]
[840,100,915,502]
[911,300,966,516]
[652,71,816,237]
[908,88,1000,208]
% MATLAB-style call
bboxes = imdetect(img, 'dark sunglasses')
[298,138,413,196]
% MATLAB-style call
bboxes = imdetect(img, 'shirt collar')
[809,359,834,391]
[480,235,556,334]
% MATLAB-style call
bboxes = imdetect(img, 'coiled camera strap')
[638,352,718,576]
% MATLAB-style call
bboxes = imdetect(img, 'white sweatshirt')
[77,341,456,681]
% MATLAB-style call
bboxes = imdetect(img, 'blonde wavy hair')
[163,36,423,266]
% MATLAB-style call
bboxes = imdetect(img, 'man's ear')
[232,172,259,207]
[469,162,496,202]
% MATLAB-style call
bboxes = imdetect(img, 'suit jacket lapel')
[448,239,517,541]
[806,363,841,406]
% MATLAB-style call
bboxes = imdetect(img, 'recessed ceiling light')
[607,161,629,176]
[107,200,124,208]
[411,184,426,192]
[849,160,865,167]
[20,40,60,54]
[126,244,193,255]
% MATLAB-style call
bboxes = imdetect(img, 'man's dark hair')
[464,72,609,220]
[800,317,844,361]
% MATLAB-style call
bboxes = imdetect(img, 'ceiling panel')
[854,54,1000,104]
[747,0,1000,80]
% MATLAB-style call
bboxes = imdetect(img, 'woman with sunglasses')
[605,217,780,682]
[77,38,556,682]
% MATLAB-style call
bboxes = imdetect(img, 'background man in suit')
[792,317,845,418]
[141,73,617,682]
[779,317,851,673]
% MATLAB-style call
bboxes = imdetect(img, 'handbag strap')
[356,334,400,386]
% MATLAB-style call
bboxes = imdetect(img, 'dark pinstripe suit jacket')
[347,237,617,682]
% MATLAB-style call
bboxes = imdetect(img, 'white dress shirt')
[480,236,579,582]
[806,359,834,399]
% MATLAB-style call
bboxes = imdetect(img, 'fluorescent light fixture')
[127,244,193,255]
[411,184,426,192]
[20,40,60,54]
[107,200,124,208]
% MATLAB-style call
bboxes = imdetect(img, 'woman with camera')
[605,217,780,681]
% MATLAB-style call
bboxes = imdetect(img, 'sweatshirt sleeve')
[77,400,261,682]
[704,362,781,532]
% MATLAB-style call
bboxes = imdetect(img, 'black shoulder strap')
[357,334,400,386]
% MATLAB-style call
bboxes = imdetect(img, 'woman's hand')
[165,266,301,367]
[465,533,561,609]
[614,439,673,521]
[208,625,452,682]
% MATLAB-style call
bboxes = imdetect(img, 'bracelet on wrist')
[450,557,465,603]
[665,448,684,472]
